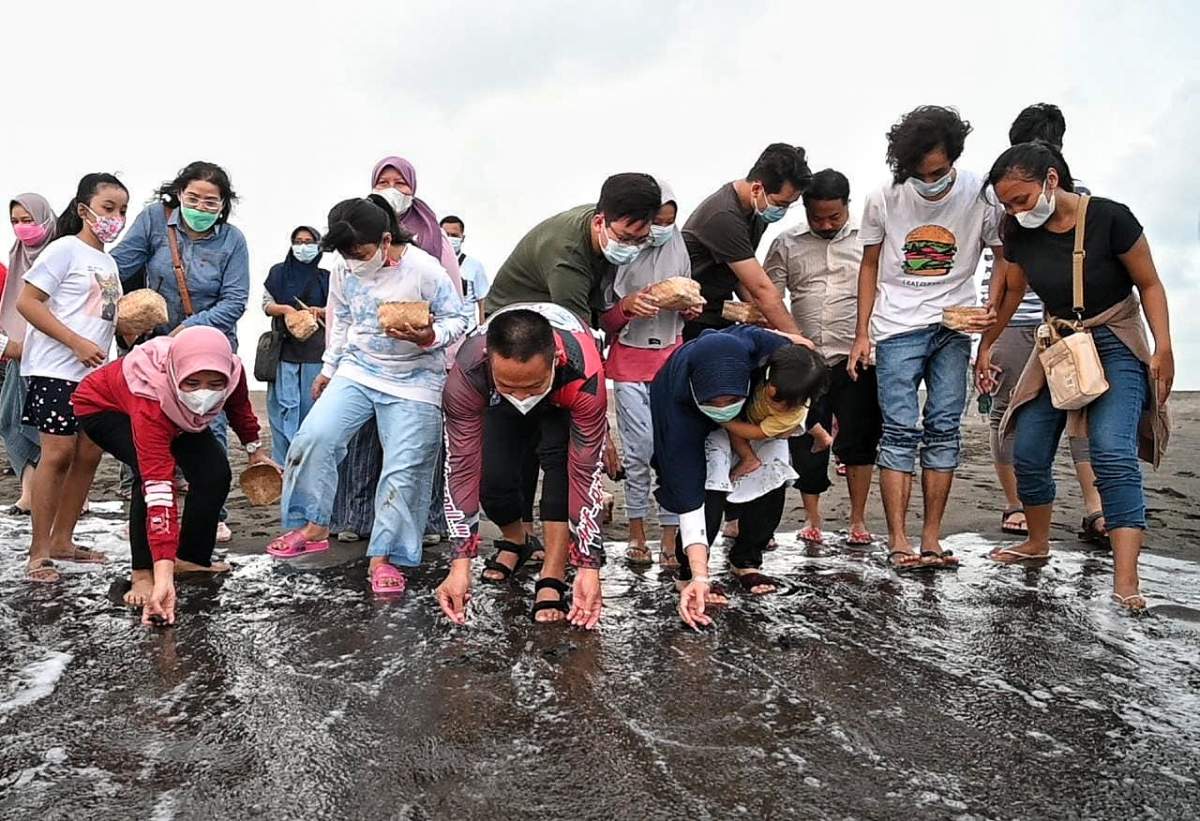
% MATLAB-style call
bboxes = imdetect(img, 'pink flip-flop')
[847,529,875,546]
[266,529,329,558]
[370,562,407,595]
[798,526,824,544]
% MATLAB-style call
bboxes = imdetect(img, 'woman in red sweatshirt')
[72,326,269,625]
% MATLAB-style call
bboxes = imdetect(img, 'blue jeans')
[875,324,970,473]
[0,361,40,475]
[267,360,324,465]
[1013,326,1148,530]
[281,375,442,566]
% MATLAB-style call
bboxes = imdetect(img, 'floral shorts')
[22,376,80,436]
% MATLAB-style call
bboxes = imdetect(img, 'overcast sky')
[6,0,1199,386]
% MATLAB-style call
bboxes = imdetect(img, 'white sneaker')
[216,522,233,543]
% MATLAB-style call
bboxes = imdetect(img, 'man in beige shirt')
[765,169,882,545]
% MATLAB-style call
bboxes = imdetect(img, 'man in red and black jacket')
[436,303,607,629]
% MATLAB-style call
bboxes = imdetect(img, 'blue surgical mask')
[292,243,319,263]
[754,187,789,224]
[649,223,674,247]
[909,168,956,199]
[691,383,745,423]
[601,223,645,265]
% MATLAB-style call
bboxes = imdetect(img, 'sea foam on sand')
[1,651,72,716]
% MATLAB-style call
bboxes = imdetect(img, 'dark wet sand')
[0,393,1197,819]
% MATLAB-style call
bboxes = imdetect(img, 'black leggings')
[481,400,569,527]
[78,411,232,570]
[675,484,787,578]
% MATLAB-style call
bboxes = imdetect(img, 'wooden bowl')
[240,463,283,506]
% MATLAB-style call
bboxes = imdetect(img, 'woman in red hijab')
[72,326,271,625]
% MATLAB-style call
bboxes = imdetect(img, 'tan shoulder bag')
[164,207,195,317]
[1036,195,1109,409]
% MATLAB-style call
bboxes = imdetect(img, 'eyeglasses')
[179,192,224,212]
[606,223,651,247]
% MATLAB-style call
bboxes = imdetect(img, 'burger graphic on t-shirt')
[901,224,957,276]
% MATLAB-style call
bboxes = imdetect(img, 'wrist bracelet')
[690,575,711,585]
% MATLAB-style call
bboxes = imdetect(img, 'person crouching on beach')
[268,197,471,595]
[71,326,268,624]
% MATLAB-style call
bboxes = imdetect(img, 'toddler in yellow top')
[726,346,832,480]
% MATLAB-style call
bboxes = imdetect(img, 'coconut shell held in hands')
[240,463,283,506]
[378,301,431,330]
[116,289,168,338]
[942,306,987,333]
[722,300,764,325]
[284,310,319,341]
[645,277,704,311]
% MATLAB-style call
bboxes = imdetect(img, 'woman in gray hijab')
[2,193,57,513]
[599,178,700,566]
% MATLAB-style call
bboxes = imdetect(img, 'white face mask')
[375,186,413,215]
[347,247,386,278]
[1014,178,1057,229]
[179,387,223,415]
[909,168,956,199]
[500,367,555,415]
[448,235,464,254]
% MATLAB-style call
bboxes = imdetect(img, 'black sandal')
[481,538,534,583]
[1001,507,1028,536]
[530,577,570,621]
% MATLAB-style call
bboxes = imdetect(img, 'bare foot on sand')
[125,570,153,606]
[175,559,232,574]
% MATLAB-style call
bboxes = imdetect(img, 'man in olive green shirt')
[484,173,661,324]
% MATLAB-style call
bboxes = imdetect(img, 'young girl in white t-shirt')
[17,173,129,582]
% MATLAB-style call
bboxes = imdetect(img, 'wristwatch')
[245,441,263,455]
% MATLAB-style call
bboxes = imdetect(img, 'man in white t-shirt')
[439,216,489,329]
[847,105,1004,570]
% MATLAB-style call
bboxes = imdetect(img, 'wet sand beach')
[1,393,1197,819]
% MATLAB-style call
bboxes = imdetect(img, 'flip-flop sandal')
[530,577,570,622]
[266,529,330,558]
[659,548,680,568]
[370,563,407,595]
[1111,592,1147,611]
[797,527,824,544]
[626,543,653,566]
[989,547,1051,564]
[26,558,59,583]
[847,529,875,546]
[920,549,960,570]
[733,571,779,595]
[1001,507,1029,536]
[54,545,107,564]
[6,505,31,516]
[885,550,928,573]
[764,537,779,552]
[481,537,535,583]
[1080,513,1110,548]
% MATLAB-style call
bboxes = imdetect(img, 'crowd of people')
[1,102,1173,629]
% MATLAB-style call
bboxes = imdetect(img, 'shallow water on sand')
[1,508,1198,820]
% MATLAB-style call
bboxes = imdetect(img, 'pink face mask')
[13,222,48,246]
[83,204,125,244]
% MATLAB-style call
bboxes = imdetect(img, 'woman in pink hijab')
[71,326,271,625]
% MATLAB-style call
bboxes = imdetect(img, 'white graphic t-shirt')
[860,169,1002,341]
[21,235,121,383]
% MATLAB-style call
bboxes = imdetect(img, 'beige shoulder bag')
[1036,195,1109,410]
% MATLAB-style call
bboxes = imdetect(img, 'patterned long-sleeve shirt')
[322,245,470,404]
[442,303,608,567]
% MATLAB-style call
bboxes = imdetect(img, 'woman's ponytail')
[55,197,84,237]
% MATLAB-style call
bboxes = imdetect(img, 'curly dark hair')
[885,106,972,185]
